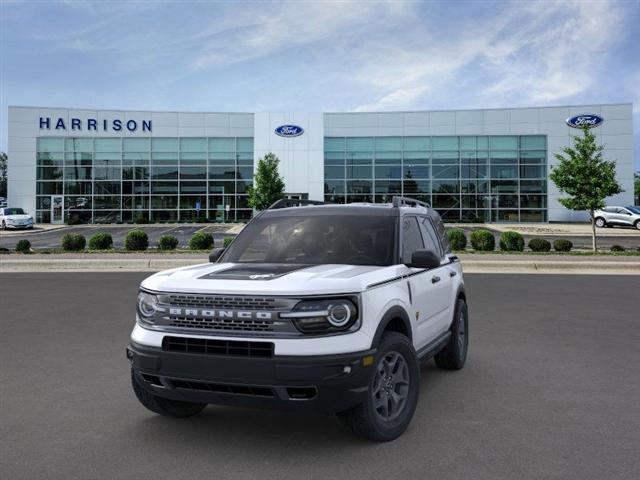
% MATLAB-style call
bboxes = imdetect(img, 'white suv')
[594,206,640,230]
[0,207,34,230]
[127,197,468,441]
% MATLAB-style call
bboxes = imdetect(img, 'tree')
[247,152,285,211]
[549,128,623,252]
[0,152,7,198]
[635,172,640,205]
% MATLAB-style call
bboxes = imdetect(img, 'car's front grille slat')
[162,336,274,358]
[168,378,275,397]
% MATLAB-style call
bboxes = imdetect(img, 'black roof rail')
[391,196,430,209]
[268,198,329,210]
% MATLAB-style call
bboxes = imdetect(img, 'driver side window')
[402,217,424,264]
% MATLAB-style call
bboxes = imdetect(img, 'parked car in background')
[0,197,7,208]
[594,206,640,230]
[0,207,35,230]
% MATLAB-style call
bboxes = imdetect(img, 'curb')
[1,258,639,274]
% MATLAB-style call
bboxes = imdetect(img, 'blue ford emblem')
[566,114,604,129]
[275,125,304,137]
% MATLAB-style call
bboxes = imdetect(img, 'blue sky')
[1,0,639,168]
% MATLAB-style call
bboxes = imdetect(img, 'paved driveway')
[1,273,638,479]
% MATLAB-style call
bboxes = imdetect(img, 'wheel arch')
[371,306,413,348]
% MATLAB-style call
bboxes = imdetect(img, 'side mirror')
[406,249,441,269]
[209,247,225,263]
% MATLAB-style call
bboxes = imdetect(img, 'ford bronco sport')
[127,197,468,441]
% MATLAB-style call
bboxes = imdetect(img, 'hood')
[4,214,32,221]
[141,262,404,296]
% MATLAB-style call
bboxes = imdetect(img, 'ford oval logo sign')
[275,125,304,137]
[566,114,604,129]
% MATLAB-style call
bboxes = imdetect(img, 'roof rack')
[268,198,329,210]
[391,196,430,209]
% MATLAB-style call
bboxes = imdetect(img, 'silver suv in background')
[594,206,640,230]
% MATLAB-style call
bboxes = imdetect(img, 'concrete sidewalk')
[1,253,638,274]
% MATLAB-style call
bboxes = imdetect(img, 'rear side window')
[419,217,443,258]
[402,217,424,264]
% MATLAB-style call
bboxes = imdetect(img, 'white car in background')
[594,206,640,230]
[0,207,35,230]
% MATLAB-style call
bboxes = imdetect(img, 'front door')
[51,195,64,224]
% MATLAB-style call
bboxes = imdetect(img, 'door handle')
[431,276,441,284]
[449,271,457,277]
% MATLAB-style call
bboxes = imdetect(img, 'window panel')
[346,137,373,151]
[374,151,401,164]
[490,164,518,179]
[403,137,429,151]
[151,152,179,164]
[208,152,236,165]
[236,166,253,180]
[402,180,429,194]
[520,150,546,164]
[64,181,92,195]
[64,166,92,180]
[180,167,206,180]
[124,138,150,152]
[460,136,477,150]
[93,166,121,180]
[180,182,207,194]
[403,165,429,179]
[151,167,178,180]
[347,180,372,194]
[520,194,546,208]
[180,138,206,152]
[65,138,93,151]
[208,138,235,152]
[431,136,458,151]
[324,166,344,179]
[325,137,345,151]
[520,164,545,179]
[236,137,254,152]
[94,138,122,152]
[491,180,518,193]
[37,166,63,180]
[490,151,518,164]
[37,182,63,195]
[346,165,372,179]
[432,165,459,179]
[37,152,63,165]
[208,181,235,194]
[375,165,402,179]
[375,137,401,151]
[151,196,178,209]
[520,210,546,222]
[324,180,345,194]
[324,151,345,166]
[431,152,459,164]
[151,181,179,194]
[432,195,460,208]
[432,180,459,193]
[490,136,518,150]
[520,135,546,150]
[152,138,178,151]
[179,152,207,165]
[94,182,121,195]
[37,137,64,152]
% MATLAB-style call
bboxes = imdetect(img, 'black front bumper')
[127,341,376,414]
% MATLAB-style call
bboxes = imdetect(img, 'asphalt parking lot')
[1,273,639,480]
[0,225,235,249]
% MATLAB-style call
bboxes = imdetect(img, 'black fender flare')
[371,305,413,348]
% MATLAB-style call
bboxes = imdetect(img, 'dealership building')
[6,103,634,224]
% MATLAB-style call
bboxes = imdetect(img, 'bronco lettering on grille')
[168,308,273,320]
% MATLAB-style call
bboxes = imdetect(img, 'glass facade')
[35,136,254,223]
[324,135,547,222]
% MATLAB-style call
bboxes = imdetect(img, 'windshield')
[4,208,25,215]
[222,214,397,266]
[626,206,640,214]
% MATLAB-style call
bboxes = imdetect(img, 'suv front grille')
[162,336,274,358]
[168,316,274,332]
[165,294,279,310]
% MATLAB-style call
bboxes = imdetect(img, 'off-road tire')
[337,332,419,442]
[434,298,469,370]
[131,369,206,418]
[594,217,606,228]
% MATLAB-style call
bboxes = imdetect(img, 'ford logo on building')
[275,125,304,137]
[566,114,604,129]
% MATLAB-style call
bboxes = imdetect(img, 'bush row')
[45,231,237,252]
[446,229,576,252]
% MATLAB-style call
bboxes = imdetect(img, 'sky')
[1,0,639,169]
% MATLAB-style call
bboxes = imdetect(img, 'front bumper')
[127,341,377,414]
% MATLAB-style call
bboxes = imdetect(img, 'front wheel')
[434,298,469,370]
[338,332,420,442]
[594,217,606,228]
[1,221,5,230]
[635,220,640,230]
[131,369,206,418]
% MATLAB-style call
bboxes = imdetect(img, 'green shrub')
[447,229,467,251]
[15,239,31,253]
[134,215,149,224]
[553,239,573,252]
[528,238,551,252]
[88,232,113,250]
[189,232,214,250]
[610,244,625,252]
[470,229,495,251]
[125,230,149,251]
[158,235,179,251]
[499,231,524,252]
[62,233,86,251]
[223,237,234,248]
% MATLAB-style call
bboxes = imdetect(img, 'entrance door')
[51,195,64,224]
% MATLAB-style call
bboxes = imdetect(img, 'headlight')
[137,291,158,324]
[281,297,359,334]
